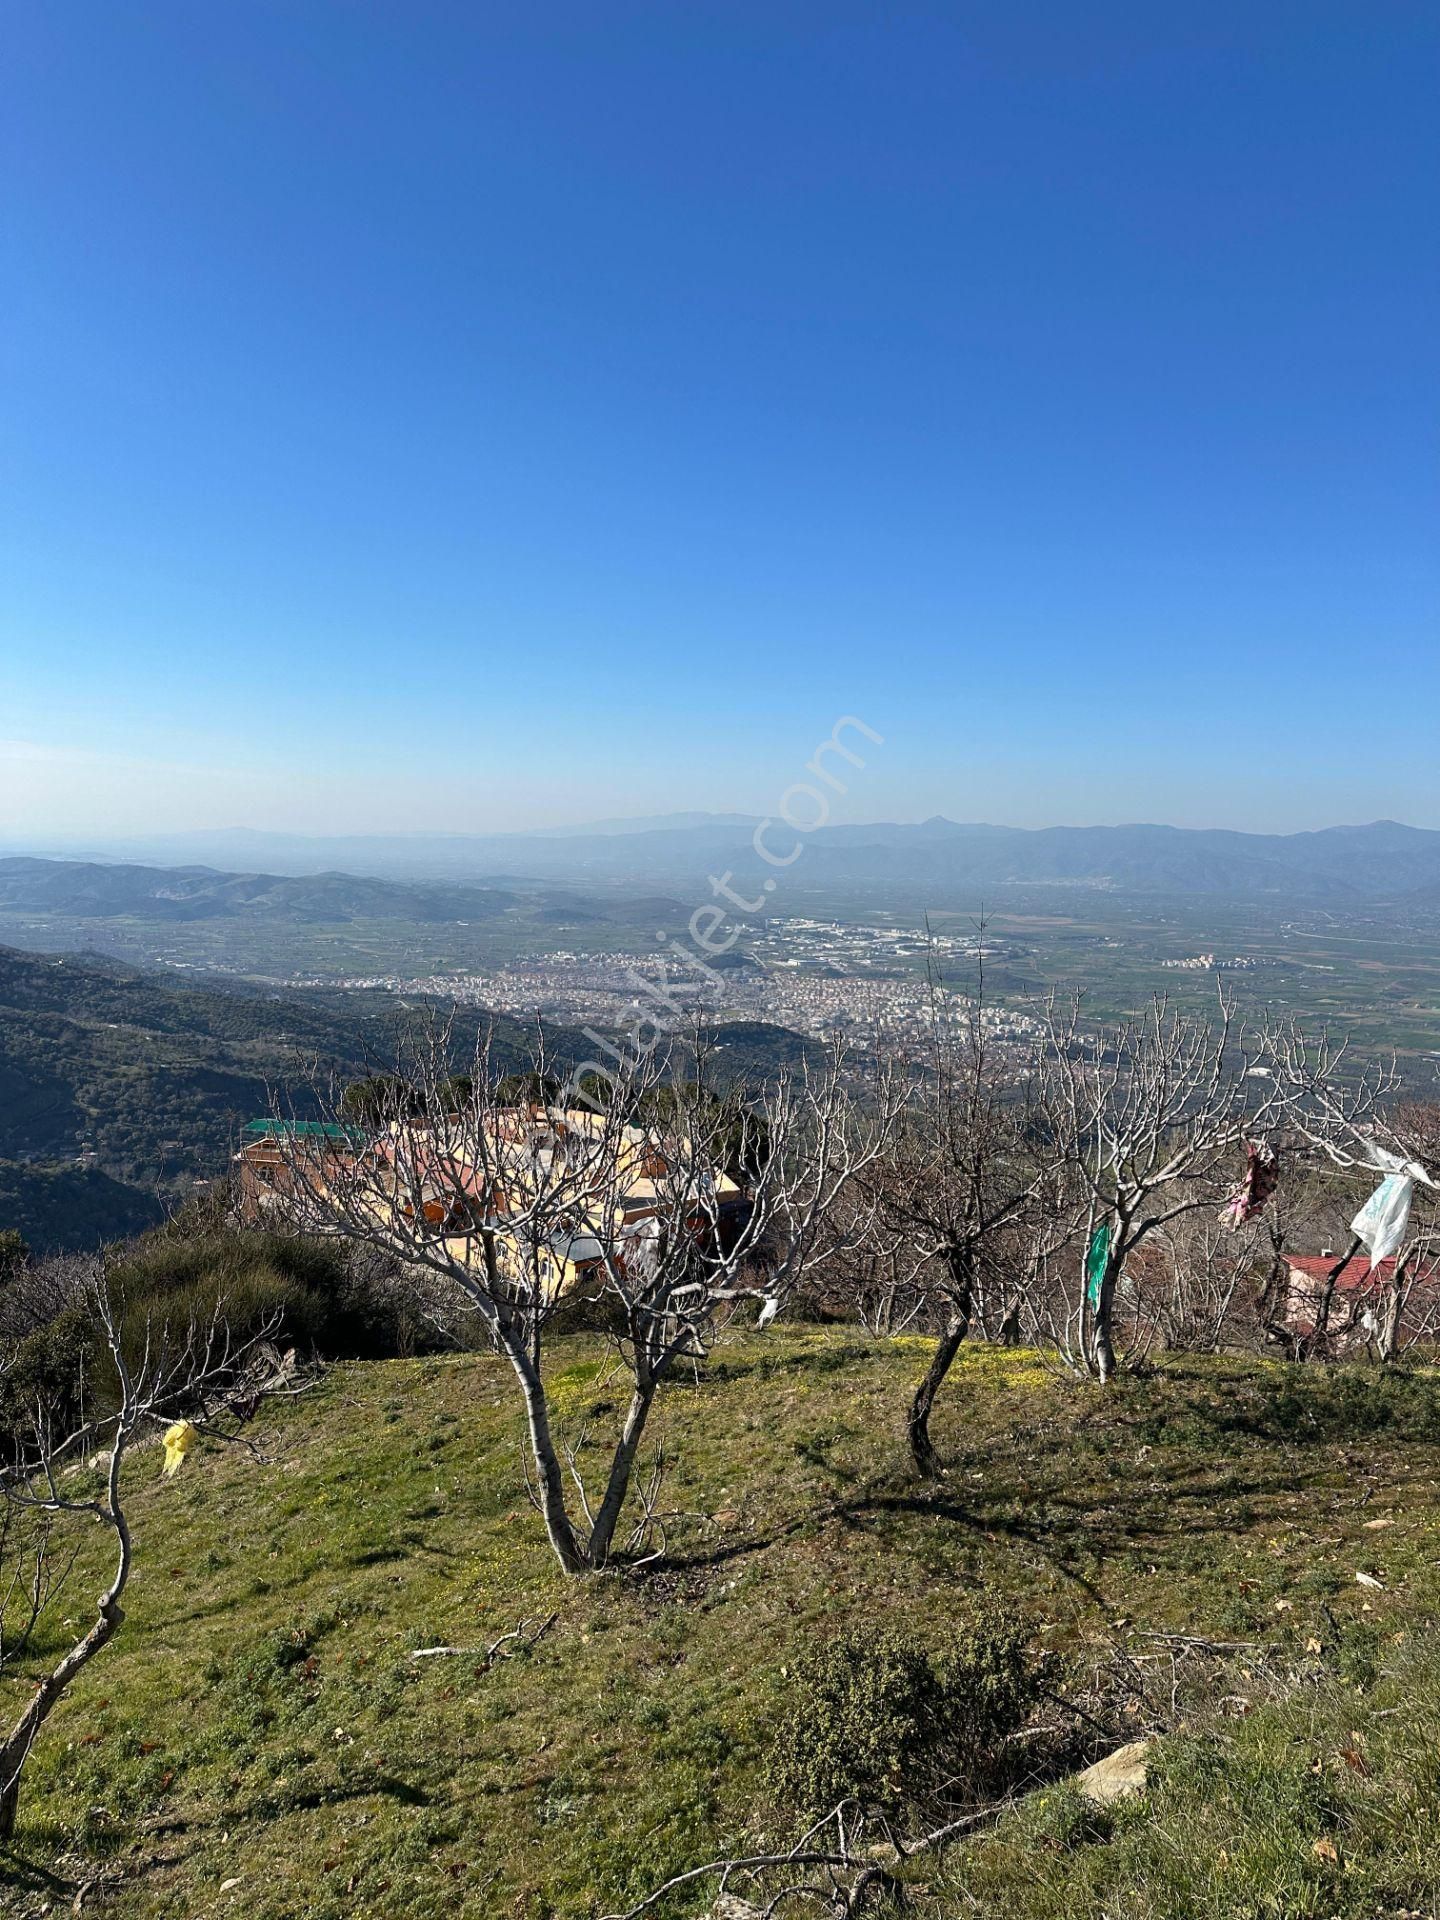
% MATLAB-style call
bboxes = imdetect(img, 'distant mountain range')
[525,811,763,838]
[786,819,1440,899]
[0,858,520,924]
[11,818,1440,902]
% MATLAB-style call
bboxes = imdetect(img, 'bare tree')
[270,1024,890,1574]
[1239,1163,1353,1358]
[821,1179,931,1337]
[863,967,1059,1475]
[0,1251,91,1345]
[1041,994,1278,1382]
[0,1268,298,1840]
[1137,1213,1262,1354]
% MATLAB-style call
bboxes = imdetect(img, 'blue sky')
[2,1,1436,839]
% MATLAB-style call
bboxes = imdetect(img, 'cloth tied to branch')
[1085,1221,1111,1310]
[1219,1139,1280,1228]
[161,1420,198,1478]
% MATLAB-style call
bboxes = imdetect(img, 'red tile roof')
[1287,1254,1440,1291]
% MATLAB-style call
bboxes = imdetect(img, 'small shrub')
[0,1226,442,1450]
[763,1604,1040,1820]
[931,1607,1041,1777]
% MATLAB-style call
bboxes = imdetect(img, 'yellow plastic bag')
[161,1420,198,1478]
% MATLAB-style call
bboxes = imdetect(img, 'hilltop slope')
[9,1330,1440,1918]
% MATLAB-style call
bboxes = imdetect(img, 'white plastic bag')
[1351,1171,1414,1269]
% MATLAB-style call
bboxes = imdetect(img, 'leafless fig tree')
[270,1024,892,1574]
[1041,994,1279,1382]
[0,1268,298,1840]
[1260,1022,1410,1172]
[1373,1229,1440,1360]
[1239,1164,1355,1358]
[862,965,1063,1475]
[821,1182,932,1337]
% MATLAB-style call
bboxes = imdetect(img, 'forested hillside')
[0,947,499,1249]
[0,947,368,1246]
[0,946,811,1252]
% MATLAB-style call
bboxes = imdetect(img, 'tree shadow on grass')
[629,1510,816,1581]
[701,1340,887,1386]
[0,1852,73,1898]
[640,1350,1440,1614]
[253,1772,433,1815]
[833,1399,1426,1620]
[638,1419,1345,1600]
[830,1490,1111,1607]
[139,1770,435,1843]
[1174,1367,1440,1447]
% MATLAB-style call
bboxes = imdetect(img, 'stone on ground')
[1073,1738,1152,1805]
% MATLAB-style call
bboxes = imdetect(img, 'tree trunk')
[584,1383,657,1567]
[1255,1243,1296,1355]
[872,1279,899,1338]
[0,1445,132,1842]
[1091,1251,1123,1384]
[1306,1235,1361,1360]
[506,1346,588,1575]
[996,1291,1023,1346]
[907,1248,973,1477]
[1376,1254,1408,1364]
[0,1592,125,1840]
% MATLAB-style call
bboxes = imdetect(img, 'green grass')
[6,1331,1440,1917]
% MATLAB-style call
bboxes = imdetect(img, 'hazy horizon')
[5,808,1438,861]
[7,736,1440,845]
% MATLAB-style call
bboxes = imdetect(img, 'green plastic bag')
[1085,1220,1111,1310]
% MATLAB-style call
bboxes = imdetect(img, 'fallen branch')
[600,1791,1023,1920]
[1138,1631,1276,1654]
[599,1837,857,1920]
[409,1612,557,1667]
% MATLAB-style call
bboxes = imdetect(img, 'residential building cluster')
[1159,954,1288,972]
[236,1104,748,1302]
[326,922,1045,1056]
